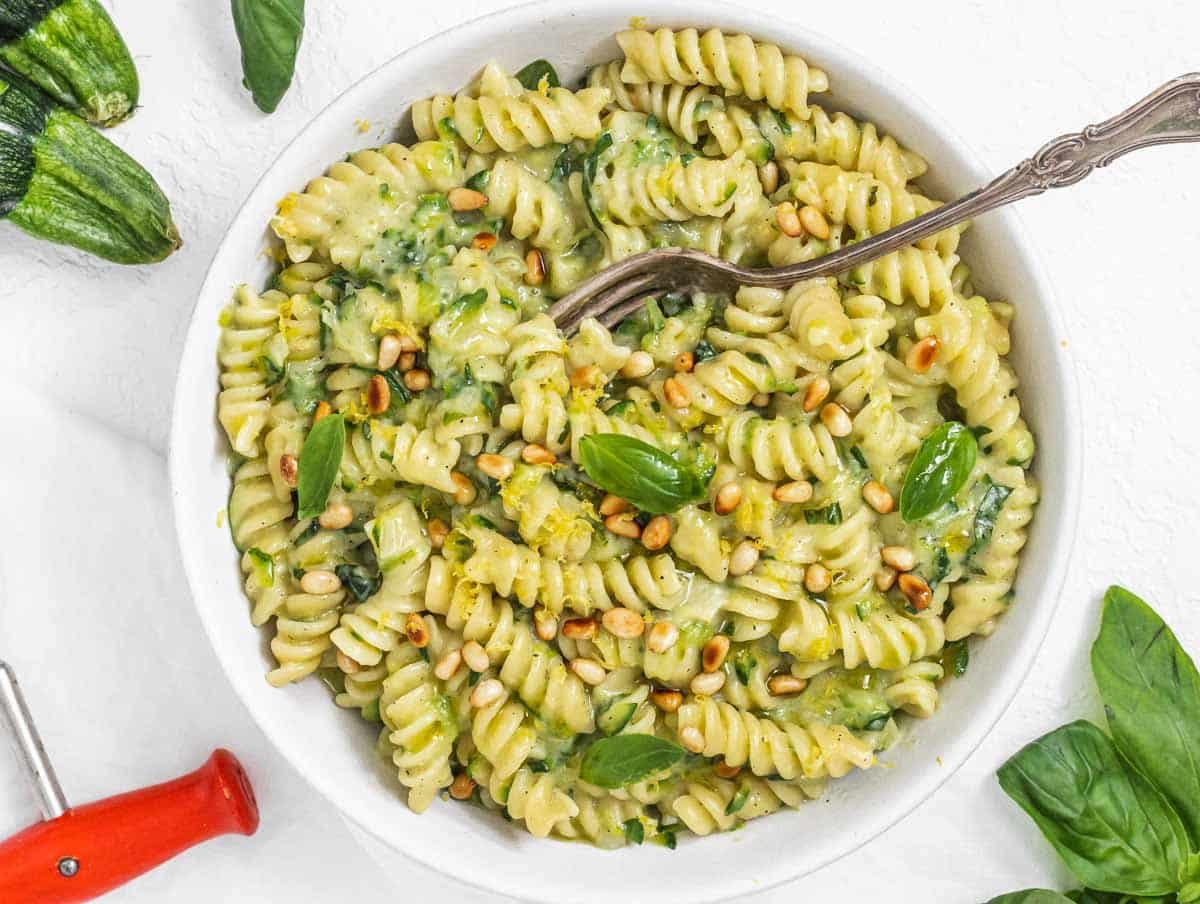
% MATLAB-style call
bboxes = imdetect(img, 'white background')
[2,0,1199,901]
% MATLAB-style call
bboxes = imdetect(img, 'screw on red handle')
[0,749,258,903]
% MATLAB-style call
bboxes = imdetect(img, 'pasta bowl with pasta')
[170,1,1080,900]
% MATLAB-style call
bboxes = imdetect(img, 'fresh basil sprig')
[579,734,685,789]
[987,892,1076,904]
[296,412,344,519]
[515,59,560,91]
[578,434,708,514]
[900,421,977,521]
[231,0,306,114]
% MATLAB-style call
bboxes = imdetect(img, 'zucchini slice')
[0,0,139,126]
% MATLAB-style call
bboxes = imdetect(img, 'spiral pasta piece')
[600,154,759,226]
[500,464,595,561]
[267,530,350,687]
[668,776,815,835]
[832,604,946,671]
[379,642,457,812]
[883,661,944,718]
[218,285,286,457]
[554,792,652,848]
[484,158,579,250]
[718,411,842,483]
[228,457,293,626]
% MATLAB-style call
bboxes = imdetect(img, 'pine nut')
[651,688,683,712]
[336,649,360,675]
[599,494,630,517]
[714,481,742,515]
[773,481,814,504]
[377,334,402,371]
[405,612,430,648]
[876,566,898,592]
[881,546,916,572]
[862,480,895,514]
[751,392,770,407]
[804,563,831,594]
[469,677,505,708]
[367,374,390,414]
[674,351,695,373]
[427,518,449,549]
[534,610,558,641]
[396,334,418,353]
[728,541,760,577]
[570,364,602,388]
[525,248,545,286]
[471,231,497,252]
[404,368,430,392]
[313,400,332,423]
[641,515,671,551]
[679,725,706,753]
[561,617,598,640]
[802,377,830,413]
[690,670,726,696]
[646,621,679,654]
[397,352,416,372]
[664,377,690,408]
[570,657,607,685]
[906,336,940,374]
[820,402,852,437]
[621,351,654,379]
[702,635,730,673]
[318,501,353,530]
[798,204,830,240]
[521,443,556,465]
[449,773,477,800]
[757,160,779,195]
[602,607,646,639]
[279,453,298,487]
[461,640,489,673]
[714,760,741,779]
[300,569,341,595]
[448,187,488,211]
[451,472,477,505]
[898,573,932,611]
[475,453,513,481]
[433,649,462,680]
[605,513,641,539]
[767,674,808,696]
[776,201,803,237]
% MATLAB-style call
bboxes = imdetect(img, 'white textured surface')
[0,0,1198,901]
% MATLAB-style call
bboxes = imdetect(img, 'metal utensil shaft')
[0,661,68,820]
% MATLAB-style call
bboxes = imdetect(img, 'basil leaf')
[231,0,305,114]
[579,734,685,789]
[987,892,1077,904]
[622,818,644,845]
[997,720,1190,896]
[969,479,1014,559]
[578,435,708,514]
[297,413,345,519]
[1091,585,1200,845]
[901,421,977,521]
[335,564,380,603]
[1069,891,1176,904]
[515,59,560,91]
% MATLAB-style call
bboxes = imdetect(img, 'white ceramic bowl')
[170,2,1081,900]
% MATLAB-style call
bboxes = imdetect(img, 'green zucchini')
[0,74,180,264]
[0,0,139,126]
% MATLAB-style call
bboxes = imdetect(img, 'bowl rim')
[169,1,1083,900]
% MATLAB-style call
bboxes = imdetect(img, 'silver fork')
[548,73,1200,334]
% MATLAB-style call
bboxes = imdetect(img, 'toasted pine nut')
[599,494,630,517]
[605,513,641,539]
[367,374,390,414]
[714,481,742,516]
[336,649,360,675]
[449,773,477,800]
[862,480,895,514]
[471,231,498,252]
[451,472,477,505]
[404,368,430,392]
[804,563,831,594]
[641,515,671,551]
[646,621,679,654]
[561,617,598,641]
[802,377,830,413]
[714,760,742,779]
[621,350,654,379]
[313,400,332,423]
[377,334,402,371]
[570,364,602,388]
[570,657,607,686]
[396,334,418,353]
[603,607,646,639]
[702,635,730,673]
[534,611,558,642]
[758,160,779,195]
[751,392,770,407]
[776,201,803,237]
[279,453,298,487]
[461,640,489,673]
[898,573,932,611]
[318,501,353,530]
[525,248,545,286]
[397,352,416,372]
[651,688,683,713]
[469,677,505,708]
[674,351,695,373]
[773,481,814,504]
[906,336,940,374]
[767,674,808,696]
[820,402,852,437]
[876,567,897,592]
[881,546,917,572]
[798,204,830,240]
[427,518,449,549]
[448,187,488,211]
[521,443,556,466]
[300,569,340,595]
[663,377,690,408]
[690,670,726,696]
[728,541,760,577]
[405,612,430,648]
[679,725,706,753]
[475,453,514,481]
[433,649,462,681]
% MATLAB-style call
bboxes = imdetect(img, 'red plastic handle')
[0,749,258,903]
